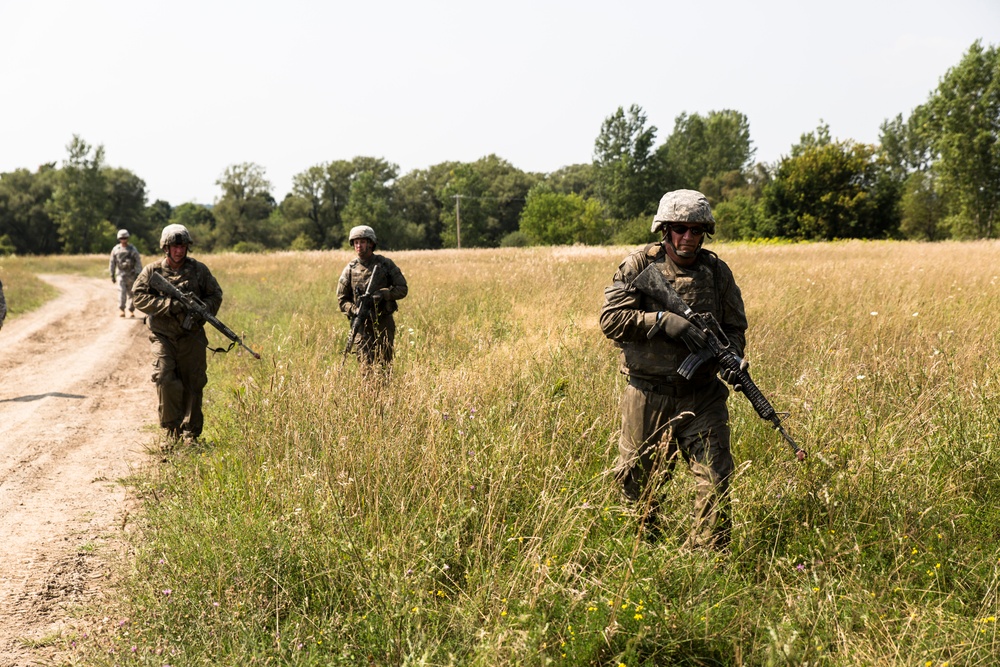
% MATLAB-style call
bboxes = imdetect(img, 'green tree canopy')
[544,163,597,198]
[437,155,536,248]
[923,40,1000,238]
[593,104,660,220]
[47,135,114,253]
[518,185,605,245]
[658,109,756,190]
[106,167,150,248]
[0,164,60,255]
[212,162,276,249]
[169,203,216,251]
[762,138,900,240]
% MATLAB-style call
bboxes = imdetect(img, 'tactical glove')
[720,357,750,392]
[659,312,707,351]
[168,298,185,315]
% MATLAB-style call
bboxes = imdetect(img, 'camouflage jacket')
[336,254,408,322]
[133,257,223,338]
[109,243,142,281]
[599,243,747,386]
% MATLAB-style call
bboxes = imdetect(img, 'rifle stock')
[148,271,261,359]
[632,264,806,461]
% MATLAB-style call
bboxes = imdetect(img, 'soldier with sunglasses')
[600,189,748,550]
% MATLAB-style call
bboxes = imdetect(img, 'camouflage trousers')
[351,314,396,369]
[149,330,209,438]
[615,378,734,549]
[117,275,137,312]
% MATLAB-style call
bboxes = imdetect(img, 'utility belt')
[627,375,712,397]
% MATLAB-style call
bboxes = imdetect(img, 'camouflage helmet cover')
[348,225,377,245]
[651,189,716,234]
[160,224,193,249]
[117,229,130,240]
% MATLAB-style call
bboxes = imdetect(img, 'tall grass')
[47,242,1000,665]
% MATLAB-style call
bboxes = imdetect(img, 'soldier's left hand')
[721,357,750,392]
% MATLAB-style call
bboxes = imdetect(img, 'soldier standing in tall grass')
[337,225,408,372]
[600,190,749,550]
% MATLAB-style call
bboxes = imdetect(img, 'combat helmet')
[117,229,130,240]
[348,225,377,246]
[160,224,193,250]
[650,189,716,235]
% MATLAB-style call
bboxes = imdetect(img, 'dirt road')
[0,275,152,665]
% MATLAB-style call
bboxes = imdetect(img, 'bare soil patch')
[0,275,154,666]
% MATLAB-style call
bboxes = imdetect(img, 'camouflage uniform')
[110,243,143,313]
[337,254,408,367]
[133,256,223,440]
[600,241,747,549]
[0,279,6,330]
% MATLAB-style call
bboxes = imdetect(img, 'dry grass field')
[6,240,1000,666]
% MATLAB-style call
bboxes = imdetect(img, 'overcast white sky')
[1,0,998,205]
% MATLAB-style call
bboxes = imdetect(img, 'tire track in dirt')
[0,274,154,666]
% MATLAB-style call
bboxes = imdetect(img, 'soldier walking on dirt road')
[109,229,142,318]
[133,224,223,446]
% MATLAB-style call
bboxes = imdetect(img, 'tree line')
[1,40,997,256]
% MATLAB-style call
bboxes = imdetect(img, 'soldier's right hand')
[168,298,185,314]
[111,276,116,283]
[659,312,707,351]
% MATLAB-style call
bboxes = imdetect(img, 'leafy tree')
[437,155,536,248]
[713,193,770,240]
[879,110,935,179]
[286,165,337,249]
[284,157,401,250]
[344,171,392,248]
[169,203,217,251]
[899,171,948,240]
[545,163,597,198]
[393,164,458,250]
[593,104,660,220]
[212,162,276,249]
[658,110,756,190]
[922,40,1000,238]
[791,121,832,157]
[47,135,113,253]
[439,164,488,248]
[761,139,900,240]
[105,167,150,247]
[143,200,173,253]
[0,164,60,254]
[518,185,605,245]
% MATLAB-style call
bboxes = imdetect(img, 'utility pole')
[453,194,462,249]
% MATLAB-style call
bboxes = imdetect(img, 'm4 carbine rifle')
[633,263,806,461]
[149,271,261,359]
[342,265,378,364]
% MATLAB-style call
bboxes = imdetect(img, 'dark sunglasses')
[667,224,706,236]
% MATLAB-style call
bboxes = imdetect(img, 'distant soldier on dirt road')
[109,229,142,318]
